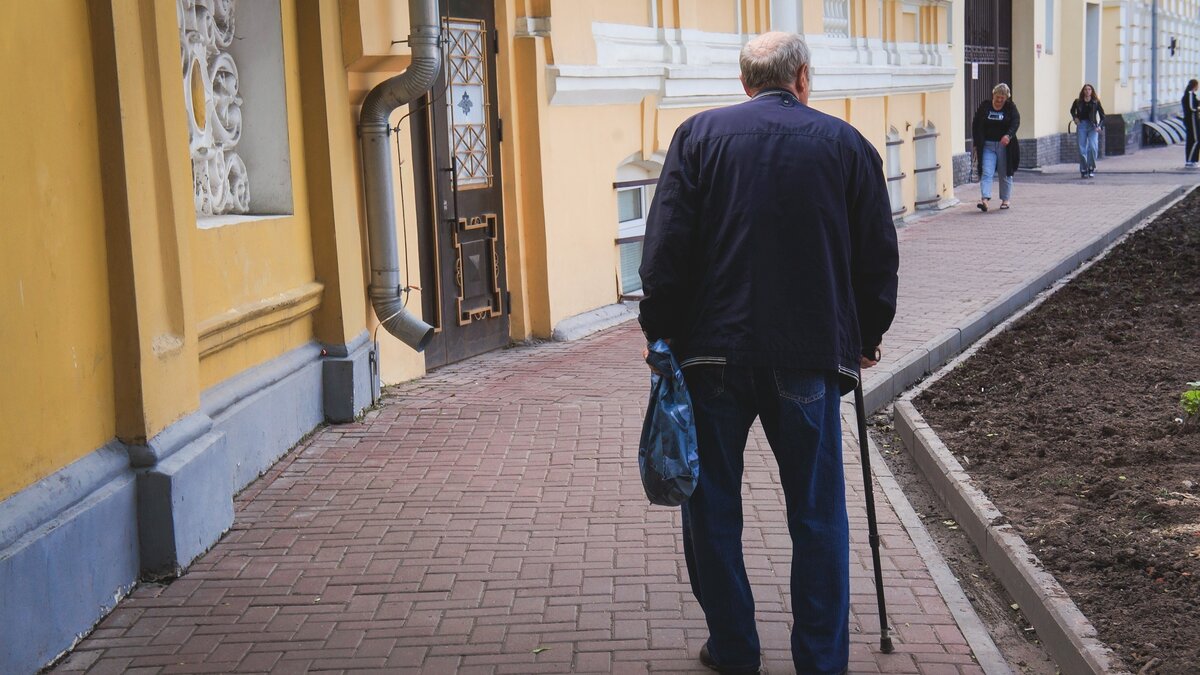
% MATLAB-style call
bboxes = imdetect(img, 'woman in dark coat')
[972,83,1021,211]
[1183,79,1199,168]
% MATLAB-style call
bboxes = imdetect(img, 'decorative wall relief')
[178,0,250,216]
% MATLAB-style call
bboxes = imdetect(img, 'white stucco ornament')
[178,0,249,216]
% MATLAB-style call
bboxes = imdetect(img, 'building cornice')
[541,22,955,107]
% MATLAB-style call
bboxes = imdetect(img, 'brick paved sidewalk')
[1034,144,1196,174]
[51,178,1189,675]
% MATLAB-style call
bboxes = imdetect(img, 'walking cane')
[854,383,895,654]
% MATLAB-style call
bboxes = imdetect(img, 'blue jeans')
[680,364,848,674]
[980,140,1013,201]
[1077,122,1099,174]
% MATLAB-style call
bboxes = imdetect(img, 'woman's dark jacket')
[1070,98,1106,126]
[637,90,899,393]
[972,98,1021,177]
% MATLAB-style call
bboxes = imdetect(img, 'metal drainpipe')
[1151,0,1158,121]
[357,0,441,351]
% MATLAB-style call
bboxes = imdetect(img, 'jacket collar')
[751,87,797,102]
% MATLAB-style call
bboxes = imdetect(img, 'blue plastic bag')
[638,340,700,506]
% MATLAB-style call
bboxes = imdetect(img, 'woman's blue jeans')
[980,140,1012,201]
[680,364,848,674]
[1078,122,1099,174]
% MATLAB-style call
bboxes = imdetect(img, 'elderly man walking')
[638,32,899,674]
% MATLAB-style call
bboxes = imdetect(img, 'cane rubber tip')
[880,637,895,654]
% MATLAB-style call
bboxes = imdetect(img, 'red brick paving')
[51,171,1190,674]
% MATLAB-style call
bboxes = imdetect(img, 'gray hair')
[992,83,1011,98]
[740,32,811,91]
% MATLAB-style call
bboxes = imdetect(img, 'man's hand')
[1000,135,1011,147]
[643,339,671,374]
[860,345,882,370]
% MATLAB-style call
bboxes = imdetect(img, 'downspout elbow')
[357,2,441,352]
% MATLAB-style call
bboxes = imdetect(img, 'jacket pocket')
[682,364,725,401]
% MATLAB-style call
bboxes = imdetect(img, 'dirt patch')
[910,188,1200,674]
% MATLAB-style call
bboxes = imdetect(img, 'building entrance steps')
[52,169,1195,673]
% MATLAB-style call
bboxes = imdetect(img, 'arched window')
[613,157,662,298]
[914,122,941,209]
[885,127,906,218]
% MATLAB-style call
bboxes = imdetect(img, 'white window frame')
[1045,0,1055,55]
[885,127,906,217]
[616,185,650,240]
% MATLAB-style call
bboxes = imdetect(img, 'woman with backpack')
[1070,84,1105,178]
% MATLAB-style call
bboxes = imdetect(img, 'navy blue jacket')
[638,90,899,392]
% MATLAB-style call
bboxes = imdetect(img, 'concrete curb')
[892,401,1124,675]
[845,400,1013,675]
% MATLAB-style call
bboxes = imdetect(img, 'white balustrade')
[824,0,850,38]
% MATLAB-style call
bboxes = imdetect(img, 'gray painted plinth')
[202,343,325,491]
[137,431,233,578]
[323,331,376,423]
[0,450,139,675]
[2,341,330,673]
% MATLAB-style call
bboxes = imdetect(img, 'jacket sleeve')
[1006,102,1021,138]
[1096,101,1106,124]
[1070,99,1079,120]
[971,102,984,152]
[847,134,899,354]
[638,122,701,342]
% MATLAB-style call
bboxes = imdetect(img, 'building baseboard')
[551,303,638,342]
[0,336,372,673]
[202,343,326,492]
[0,445,139,674]
[322,330,376,423]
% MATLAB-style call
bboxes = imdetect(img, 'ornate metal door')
[964,0,1013,145]
[413,0,508,369]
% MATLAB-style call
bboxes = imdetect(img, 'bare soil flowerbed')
[913,188,1200,674]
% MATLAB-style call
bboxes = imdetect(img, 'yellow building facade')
[12,1,1188,671]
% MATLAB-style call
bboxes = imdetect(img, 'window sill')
[197,213,293,230]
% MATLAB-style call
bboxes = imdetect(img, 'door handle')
[439,157,461,225]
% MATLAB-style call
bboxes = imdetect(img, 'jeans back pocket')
[772,368,826,405]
